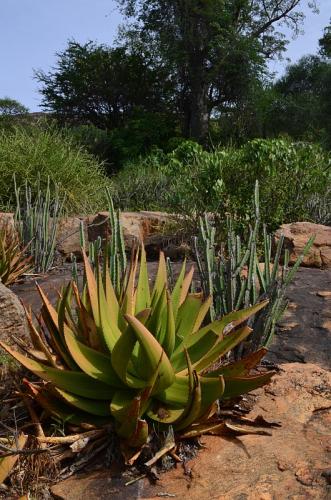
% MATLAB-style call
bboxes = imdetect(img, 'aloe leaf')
[222,372,275,399]
[111,318,150,389]
[151,251,167,306]
[51,387,112,416]
[174,352,201,431]
[97,266,122,351]
[0,434,28,484]
[82,250,101,328]
[192,296,213,332]
[178,265,195,307]
[121,250,138,316]
[194,326,253,372]
[170,330,218,372]
[135,245,151,314]
[63,326,124,387]
[171,259,186,317]
[125,314,175,392]
[147,404,186,424]
[0,341,112,399]
[37,283,77,369]
[175,294,204,343]
[161,291,176,357]
[205,348,268,378]
[26,382,110,426]
[154,374,189,406]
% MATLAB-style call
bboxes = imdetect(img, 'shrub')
[66,125,114,172]
[217,138,331,230]
[111,139,331,230]
[0,124,111,214]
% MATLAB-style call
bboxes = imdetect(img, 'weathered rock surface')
[55,211,177,258]
[275,222,331,268]
[266,267,331,369]
[56,216,88,257]
[50,363,331,500]
[0,282,29,346]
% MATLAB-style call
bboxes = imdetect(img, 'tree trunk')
[188,79,209,143]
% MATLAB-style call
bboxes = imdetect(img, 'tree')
[264,54,331,147]
[35,41,174,130]
[319,19,331,58]
[117,0,316,142]
[0,97,28,116]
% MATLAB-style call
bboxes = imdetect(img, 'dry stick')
[19,391,46,449]
[36,429,106,445]
[0,448,48,458]
[144,441,176,468]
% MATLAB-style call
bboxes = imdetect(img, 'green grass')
[0,122,112,215]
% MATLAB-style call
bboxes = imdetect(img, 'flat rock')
[268,267,331,368]
[274,221,331,268]
[51,363,331,500]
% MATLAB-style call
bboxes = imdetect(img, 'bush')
[66,125,114,172]
[0,124,111,214]
[111,138,331,230]
[217,138,331,229]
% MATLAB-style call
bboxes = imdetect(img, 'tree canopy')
[116,0,316,141]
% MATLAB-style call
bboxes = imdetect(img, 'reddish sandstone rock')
[274,221,331,268]
[51,363,331,500]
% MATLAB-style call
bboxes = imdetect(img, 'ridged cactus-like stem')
[194,181,314,354]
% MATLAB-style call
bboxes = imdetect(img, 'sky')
[0,0,330,111]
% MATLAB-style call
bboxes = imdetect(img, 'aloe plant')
[193,182,314,352]
[0,226,32,285]
[0,246,274,449]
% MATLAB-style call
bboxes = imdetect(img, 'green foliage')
[111,139,331,230]
[108,111,178,166]
[193,183,315,353]
[15,177,64,273]
[117,0,315,141]
[0,97,29,130]
[0,248,274,448]
[0,124,111,214]
[36,41,173,130]
[66,125,114,171]
[0,97,28,117]
[319,19,331,58]
[217,139,331,230]
[268,55,331,148]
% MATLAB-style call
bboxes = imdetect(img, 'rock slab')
[275,221,331,268]
[51,363,331,500]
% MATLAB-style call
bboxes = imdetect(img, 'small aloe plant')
[0,226,32,286]
[0,247,274,449]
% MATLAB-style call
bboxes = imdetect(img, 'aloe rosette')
[0,248,274,448]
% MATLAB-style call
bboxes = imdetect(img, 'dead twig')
[36,429,106,444]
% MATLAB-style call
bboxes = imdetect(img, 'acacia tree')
[0,97,28,116]
[117,0,317,142]
[35,41,173,129]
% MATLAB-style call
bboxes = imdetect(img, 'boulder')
[274,221,331,268]
[87,211,177,251]
[0,282,29,347]
[56,216,88,258]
